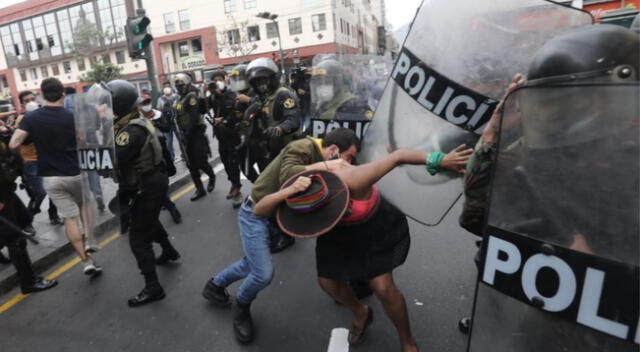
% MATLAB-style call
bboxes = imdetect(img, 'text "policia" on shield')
[78,148,114,171]
[391,48,498,134]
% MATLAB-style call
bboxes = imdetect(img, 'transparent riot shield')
[469,83,639,351]
[360,0,593,225]
[307,54,392,140]
[74,83,120,246]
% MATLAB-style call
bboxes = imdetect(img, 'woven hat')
[276,170,350,238]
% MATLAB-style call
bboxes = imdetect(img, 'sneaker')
[232,192,243,209]
[49,216,63,225]
[22,225,36,237]
[83,261,103,276]
[85,244,101,254]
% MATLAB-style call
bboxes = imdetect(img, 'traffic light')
[125,15,153,59]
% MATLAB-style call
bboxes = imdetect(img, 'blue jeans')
[23,161,46,198]
[213,199,274,304]
[164,131,175,160]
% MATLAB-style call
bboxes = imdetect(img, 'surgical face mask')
[230,80,247,92]
[163,87,172,95]
[141,104,152,112]
[316,85,334,102]
[25,101,39,112]
[216,81,226,91]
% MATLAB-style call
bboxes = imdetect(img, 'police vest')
[176,91,204,131]
[0,139,19,186]
[119,118,164,186]
[262,87,291,126]
[316,90,362,121]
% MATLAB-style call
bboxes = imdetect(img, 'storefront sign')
[181,55,206,70]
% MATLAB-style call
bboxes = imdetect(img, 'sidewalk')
[0,134,220,295]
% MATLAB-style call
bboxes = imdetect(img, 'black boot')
[202,279,232,306]
[155,247,180,265]
[207,175,216,193]
[190,189,207,201]
[169,207,182,224]
[233,300,254,344]
[128,283,165,307]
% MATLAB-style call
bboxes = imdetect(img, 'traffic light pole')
[135,7,160,105]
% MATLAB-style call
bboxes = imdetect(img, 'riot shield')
[360,0,593,225]
[307,54,392,140]
[74,83,120,244]
[469,83,639,351]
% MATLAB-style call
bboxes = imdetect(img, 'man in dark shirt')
[10,77,103,277]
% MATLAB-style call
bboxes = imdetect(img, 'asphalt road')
[0,167,479,352]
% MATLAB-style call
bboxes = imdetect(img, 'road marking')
[0,165,224,314]
[327,328,350,352]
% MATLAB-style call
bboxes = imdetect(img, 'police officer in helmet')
[246,57,301,253]
[109,79,180,307]
[174,72,216,201]
[207,70,243,207]
[311,58,373,121]
[230,63,260,183]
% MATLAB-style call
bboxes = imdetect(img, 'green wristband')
[426,151,445,176]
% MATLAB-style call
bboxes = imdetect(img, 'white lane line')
[327,328,350,352]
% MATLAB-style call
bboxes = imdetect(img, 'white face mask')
[316,85,334,102]
[230,80,247,92]
[25,101,39,112]
[141,104,152,112]
[163,87,172,95]
[216,81,226,91]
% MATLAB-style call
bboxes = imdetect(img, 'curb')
[0,156,220,295]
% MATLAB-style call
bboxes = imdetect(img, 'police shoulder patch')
[364,110,374,120]
[283,98,296,109]
[189,97,198,106]
[116,131,130,146]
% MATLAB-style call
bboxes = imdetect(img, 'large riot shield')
[74,84,120,244]
[360,0,593,225]
[468,82,639,351]
[307,54,392,140]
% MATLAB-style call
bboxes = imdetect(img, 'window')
[102,54,111,64]
[163,13,175,34]
[63,61,72,74]
[224,0,236,13]
[340,18,344,33]
[312,14,326,32]
[51,64,59,75]
[77,58,86,71]
[90,56,98,64]
[247,26,260,42]
[1,23,25,64]
[98,0,127,42]
[244,0,256,9]
[29,68,38,80]
[227,29,240,45]
[19,70,26,81]
[191,39,202,54]
[288,18,302,35]
[115,50,125,64]
[40,66,48,78]
[266,22,278,39]
[178,10,190,31]
[178,41,189,57]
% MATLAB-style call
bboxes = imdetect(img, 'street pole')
[274,20,288,86]
[135,1,160,105]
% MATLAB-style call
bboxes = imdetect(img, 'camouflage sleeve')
[459,136,496,236]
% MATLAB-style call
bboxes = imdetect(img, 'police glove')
[264,126,283,138]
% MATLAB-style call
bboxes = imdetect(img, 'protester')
[9,77,103,276]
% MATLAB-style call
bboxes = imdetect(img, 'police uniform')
[253,86,301,162]
[234,87,261,182]
[176,86,216,197]
[209,88,242,192]
[315,90,374,121]
[114,112,180,306]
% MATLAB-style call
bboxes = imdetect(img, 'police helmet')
[174,72,192,86]
[311,59,346,93]
[246,58,280,93]
[210,70,227,81]
[230,64,249,92]
[528,24,639,84]
[106,79,138,118]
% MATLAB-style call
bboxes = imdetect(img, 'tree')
[217,16,258,62]
[64,7,123,83]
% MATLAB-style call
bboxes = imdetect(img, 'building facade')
[0,0,386,107]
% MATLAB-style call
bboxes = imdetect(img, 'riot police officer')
[174,72,216,201]
[245,58,301,253]
[311,59,373,121]
[108,80,180,307]
[230,64,260,183]
[207,71,243,207]
[0,120,57,294]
